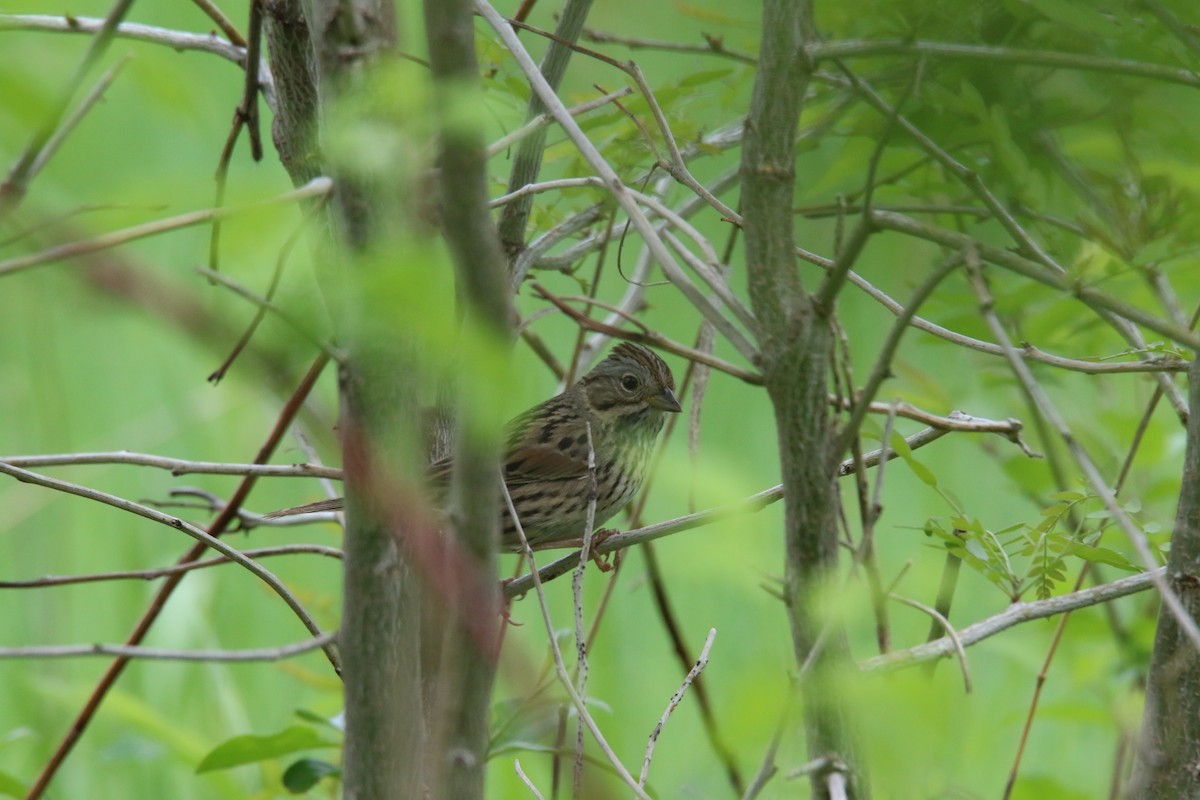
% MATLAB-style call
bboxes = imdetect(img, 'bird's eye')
[620,374,640,392]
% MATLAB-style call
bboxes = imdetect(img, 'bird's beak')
[647,387,682,413]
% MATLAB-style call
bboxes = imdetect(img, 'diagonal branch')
[862,568,1161,672]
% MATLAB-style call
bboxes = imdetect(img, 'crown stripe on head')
[609,342,674,389]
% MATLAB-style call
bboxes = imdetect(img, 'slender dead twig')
[640,628,717,786]
[0,451,340,479]
[571,423,600,793]
[500,481,652,800]
[0,15,275,105]
[0,178,332,279]
[891,594,971,692]
[0,633,337,662]
[189,0,246,46]
[0,461,337,665]
[0,544,342,588]
[21,353,331,800]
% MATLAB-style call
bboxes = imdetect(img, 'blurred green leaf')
[1067,543,1140,572]
[196,726,338,774]
[0,771,26,799]
[282,757,341,794]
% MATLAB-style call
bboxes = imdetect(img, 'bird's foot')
[587,528,618,572]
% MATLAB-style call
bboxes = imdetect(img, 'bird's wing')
[425,442,586,486]
[502,444,589,484]
[501,399,589,484]
[425,398,589,486]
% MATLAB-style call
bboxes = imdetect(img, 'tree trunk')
[423,0,511,796]
[293,2,431,798]
[1131,357,1200,796]
[269,2,509,797]
[739,0,867,796]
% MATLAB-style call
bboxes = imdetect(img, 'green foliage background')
[1,0,1197,797]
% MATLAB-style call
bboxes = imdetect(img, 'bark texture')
[423,0,511,796]
[267,2,511,797]
[1132,357,1200,796]
[739,0,867,796]
[292,3,428,799]
[263,0,321,185]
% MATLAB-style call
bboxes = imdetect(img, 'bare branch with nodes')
[0,460,341,672]
[640,627,717,786]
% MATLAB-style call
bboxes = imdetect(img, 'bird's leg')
[587,528,619,572]
[529,532,619,571]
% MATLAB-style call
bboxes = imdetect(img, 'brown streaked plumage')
[270,343,680,548]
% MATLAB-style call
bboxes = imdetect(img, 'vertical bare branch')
[1132,357,1200,796]
[739,0,865,796]
[263,0,322,185]
[299,3,428,800]
[423,0,512,795]
[496,0,596,262]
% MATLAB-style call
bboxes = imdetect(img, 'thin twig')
[194,265,341,361]
[870,210,1200,353]
[581,27,757,64]
[22,353,332,800]
[0,632,337,662]
[740,696,791,800]
[499,481,653,800]
[836,263,1187,374]
[205,0,266,281]
[0,545,342,588]
[890,595,971,692]
[490,176,605,208]
[486,87,633,158]
[0,461,338,667]
[0,15,276,106]
[810,37,1200,90]
[572,422,599,794]
[514,760,546,800]
[28,57,131,181]
[0,0,137,218]
[208,190,331,381]
[855,405,896,654]
[533,282,761,384]
[640,628,717,786]
[0,451,341,479]
[0,178,332,279]
[966,262,1200,651]
[189,0,246,46]
[835,251,964,455]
